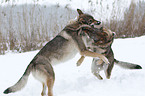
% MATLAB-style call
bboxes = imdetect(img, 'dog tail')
[3,63,33,94]
[114,59,142,69]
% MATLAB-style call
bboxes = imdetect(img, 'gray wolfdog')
[3,9,109,96]
[77,24,142,80]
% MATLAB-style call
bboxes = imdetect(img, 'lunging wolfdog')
[3,9,109,96]
[77,23,142,80]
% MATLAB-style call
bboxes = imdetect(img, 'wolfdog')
[3,9,109,96]
[77,26,142,80]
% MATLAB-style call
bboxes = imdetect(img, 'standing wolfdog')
[77,25,142,80]
[3,9,109,96]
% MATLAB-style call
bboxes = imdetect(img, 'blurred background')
[0,0,144,54]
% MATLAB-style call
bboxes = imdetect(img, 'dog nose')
[97,21,101,25]
[93,21,101,25]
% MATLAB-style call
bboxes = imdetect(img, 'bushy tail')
[114,59,142,69]
[3,64,32,94]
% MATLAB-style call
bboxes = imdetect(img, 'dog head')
[76,9,103,38]
[77,9,102,29]
[76,9,115,45]
[66,9,115,45]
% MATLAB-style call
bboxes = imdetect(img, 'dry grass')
[104,1,145,38]
[0,4,76,54]
[0,0,144,54]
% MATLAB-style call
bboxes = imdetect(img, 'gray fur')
[82,29,142,80]
[114,59,142,69]
[4,9,109,96]
[3,31,81,95]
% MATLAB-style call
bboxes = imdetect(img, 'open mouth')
[90,23,95,28]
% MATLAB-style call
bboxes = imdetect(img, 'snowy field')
[0,36,145,96]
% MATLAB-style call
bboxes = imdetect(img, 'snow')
[0,36,145,96]
[0,0,144,96]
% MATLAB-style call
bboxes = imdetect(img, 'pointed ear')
[77,9,83,15]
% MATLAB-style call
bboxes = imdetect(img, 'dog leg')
[91,58,103,80]
[104,63,114,79]
[96,59,103,65]
[77,56,85,66]
[31,56,55,96]
[47,77,54,96]
[80,50,109,64]
[93,72,103,80]
[41,83,47,96]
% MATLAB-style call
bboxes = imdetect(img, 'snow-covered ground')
[0,36,145,96]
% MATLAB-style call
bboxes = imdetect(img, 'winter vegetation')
[104,1,145,38]
[0,0,144,54]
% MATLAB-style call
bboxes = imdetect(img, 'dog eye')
[89,19,93,22]
[81,20,86,24]
[79,18,86,24]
